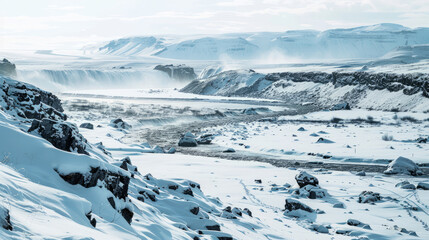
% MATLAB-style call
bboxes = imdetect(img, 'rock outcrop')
[28,119,88,154]
[154,64,196,80]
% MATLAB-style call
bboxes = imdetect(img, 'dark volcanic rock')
[28,119,88,154]
[86,212,97,227]
[57,167,130,200]
[284,199,314,213]
[178,137,198,147]
[121,207,133,224]
[80,122,94,129]
[295,171,319,188]
[0,58,16,77]
[0,207,12,231]
[206,224,221,231]
[110,118,131,130]
[154,64,196,80]
[358,191,381,203]
[1,76,65,121]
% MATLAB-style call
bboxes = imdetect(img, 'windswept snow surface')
[202,109,429,165]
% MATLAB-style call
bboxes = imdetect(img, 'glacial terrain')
[1,23,429,240]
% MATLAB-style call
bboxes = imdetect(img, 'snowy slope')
[89,23,429,60]
[181,70,429,112]
[0,75,278,240]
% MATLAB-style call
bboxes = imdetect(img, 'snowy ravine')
[181,69,429,112]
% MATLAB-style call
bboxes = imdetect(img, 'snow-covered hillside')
[0,75,274,239]
[89,24,429,60]
[181,70,429,112]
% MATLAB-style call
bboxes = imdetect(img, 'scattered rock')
[331,102,351,111]
[121,207,133,224]
[190,207,199,215]
[284,199,314,218]
[333,203,345,209]
[356,171,366,176]
[79,122,94,129]
[395,181,416,190]
[254,179,262,184]
[311,224,329,233]
[178,137,198,147]
[110,118,131,130]
[346,219,371,229]
[223,148,236,153]
[316,137,335,143]
[295,171,319,188]
[297,127,306,131]
[196,134,215,144]
[205,224,221,231]
[28,119,88,154]
[85,211,97,228]
[358,191,381,203]
[384,156,422,176]
[417,182,429,190]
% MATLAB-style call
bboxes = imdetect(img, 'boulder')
[295,171,319,188]
[196,134,214,144]
[28,119,88,154]
[417,182,429,190]
[223,148,236,153]
[358,191,381,203]
[110,118,131,130]
[80,122,94,129]
[284,199,315,218]
[395,181,416,190]
[178,137,198,147]
[331,102,351,111]
[384,156,422,176]
[310,224,329,233]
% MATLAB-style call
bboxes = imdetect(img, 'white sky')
[1,0,429,50]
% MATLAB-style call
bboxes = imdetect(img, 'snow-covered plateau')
[1,23,429,240]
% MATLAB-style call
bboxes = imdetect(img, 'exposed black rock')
[196,134,215,144]
[0,207,12,231]
[1,76,65,121]
[28,118,88,154]
[358,191,381,203]
[295,171,319,188]
[110,118,131,130]
[121,207,133,224]
[86,212,97,227]
[57,167,130,200]
[154,64,196,80]
[417,182,429,190]
[284,199,314,213]
[206,224,221,231]
[107,197,116,209]
[190,207,200,215]
[183,188,194,197]
[80,122,94,129]
[178,137,198,147]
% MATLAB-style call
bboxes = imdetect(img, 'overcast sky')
[1,0,429,50]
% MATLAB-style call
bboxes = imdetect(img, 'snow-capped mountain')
[89,24,429,60]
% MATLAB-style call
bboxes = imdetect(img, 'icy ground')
[56,89,429,239]
[201,110,429,165]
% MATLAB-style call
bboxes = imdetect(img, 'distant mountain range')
[85,23,429,60]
